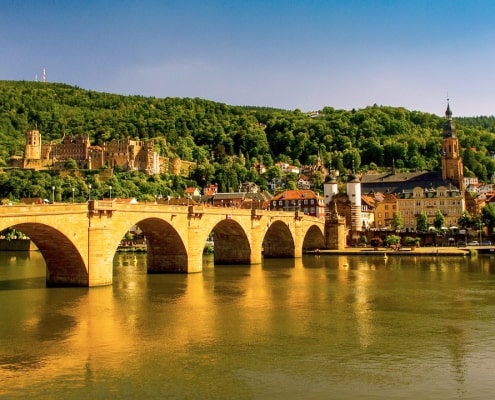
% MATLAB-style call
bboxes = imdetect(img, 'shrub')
[384,235,401,247]
[404,236,420,246]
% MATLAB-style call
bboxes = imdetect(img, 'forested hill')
[1,80,495,182]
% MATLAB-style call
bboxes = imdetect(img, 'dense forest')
[1,80,494,202]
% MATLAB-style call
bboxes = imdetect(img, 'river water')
[1,251,495,399]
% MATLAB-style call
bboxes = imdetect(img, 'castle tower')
[347,172,363,232]
[23,130,42,165]
[441,102,464,191]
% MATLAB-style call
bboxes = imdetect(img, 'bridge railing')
[84,200,324,225]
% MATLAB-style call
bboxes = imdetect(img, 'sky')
[1,0,494,117]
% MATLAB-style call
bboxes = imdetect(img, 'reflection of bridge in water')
[0,201,327,287]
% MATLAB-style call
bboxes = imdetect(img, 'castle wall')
[15,130,193,176]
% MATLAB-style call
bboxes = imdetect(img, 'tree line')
[1,80,495,201]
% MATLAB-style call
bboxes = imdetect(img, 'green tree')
[64,158,78,170]
[342,148,361,171]
[311,171,324,190]
[434,210,445,231]
[416,212,429,232]
[458,211,473,230]
[480,203,495,234]
[391,212,403,231]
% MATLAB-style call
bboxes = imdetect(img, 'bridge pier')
[86,203,117,286]
[293,216,304,258]
[249,213,265,264]
[87,225,114,286]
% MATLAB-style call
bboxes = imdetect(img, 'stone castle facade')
[10,130,195,176]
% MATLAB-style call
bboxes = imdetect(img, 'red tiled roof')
[272,189,320,201]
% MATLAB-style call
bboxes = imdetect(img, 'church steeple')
[441,101,463,190]
[442,100,456,138]
[446,101,452,119]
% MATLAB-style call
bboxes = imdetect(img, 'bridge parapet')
[0,203,88,217]
[89,200,114,211]
[89,200,115,217]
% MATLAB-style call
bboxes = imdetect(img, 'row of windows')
[272,199,316,206]
[400,209,461,216]
[55,148,86,153]
[405,200,463,207]
[413,192,461,198]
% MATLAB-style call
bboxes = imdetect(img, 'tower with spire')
[441,101,464,191]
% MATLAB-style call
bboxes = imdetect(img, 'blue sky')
[1,0,494,116]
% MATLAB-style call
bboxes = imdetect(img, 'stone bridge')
[0,201,329,287]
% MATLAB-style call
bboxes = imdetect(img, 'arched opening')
[131,218,188,273]
[263,221,295,258]
[210,219,251,265]
[302,225,325,251]
[1,223,87,286]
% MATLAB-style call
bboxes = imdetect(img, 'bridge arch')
[302,224,326,251]
[125,217,188,273]
[5,222,88,286]
[263,220,295,258]
[210,219,251,264]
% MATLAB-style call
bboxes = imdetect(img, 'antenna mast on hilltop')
[42,67,46,82]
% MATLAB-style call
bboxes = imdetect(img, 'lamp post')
[109,185,112,200]
[88,184,92,201]
[72,187,75,203]
[51,186,55,204]
[479,219,483,244]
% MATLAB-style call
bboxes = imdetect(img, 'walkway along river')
[1,251,495,399]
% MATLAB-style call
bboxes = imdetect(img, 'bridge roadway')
[0,200,326,287]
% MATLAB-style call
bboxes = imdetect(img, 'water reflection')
[1,252,495,399]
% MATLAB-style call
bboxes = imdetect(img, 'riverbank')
[307,246,473,256]
[0,239,38,251]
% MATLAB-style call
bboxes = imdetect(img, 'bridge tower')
[323,171,339,206]
[347,171,362,232]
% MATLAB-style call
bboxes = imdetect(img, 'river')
[1,251,495,399]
